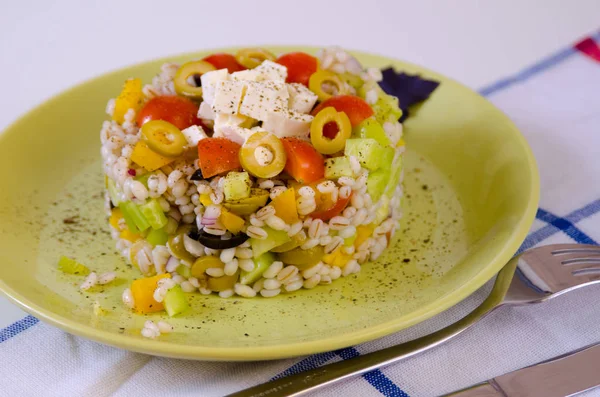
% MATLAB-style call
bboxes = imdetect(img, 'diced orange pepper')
[322,247,352,267]
[131,141,176,171]
[271,187,299,224]
[354,224,375,249]
[113,78,144,124]
[220,208,245,234]
[131,274,171,313]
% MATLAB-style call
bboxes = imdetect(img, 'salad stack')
[101,47,406,316]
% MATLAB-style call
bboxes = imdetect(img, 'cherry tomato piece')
[197,138,242,178]
[311,95,374,127]
[203,53,246,73]
[280,138,325,184]
[137,96,201,130]
[311,195,351,221]
[276,52,318,86]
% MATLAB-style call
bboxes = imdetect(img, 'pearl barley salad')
[97,47,420,318]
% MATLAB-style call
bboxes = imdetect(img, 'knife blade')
[446,342,600,397]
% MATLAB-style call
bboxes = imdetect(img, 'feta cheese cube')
[239,81,289,121]
[254,60,287,82]
[200,69,228,106]
[212,80,247,115]
[213,125,255,146]
[181,125,208,147]
[262,110,313,139]
[287,83,318,114]
[213,113,255,132]
[197,101,216,120]
[231,69,261,82]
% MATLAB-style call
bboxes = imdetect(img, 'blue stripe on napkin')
[0,315,38,343]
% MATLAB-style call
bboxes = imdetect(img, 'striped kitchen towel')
[1,31,600,397]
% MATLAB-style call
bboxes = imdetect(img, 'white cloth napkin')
[1,31,600,397]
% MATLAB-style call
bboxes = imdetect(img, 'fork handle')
[227,302,499,397]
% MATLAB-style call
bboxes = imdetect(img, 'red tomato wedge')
[281,138,324,184]
[276,52,318,86]
[311,95,374,127]
[203,53,246,73]
[137,96,201,130]
[311,194,352,221]
[197,138,242,178]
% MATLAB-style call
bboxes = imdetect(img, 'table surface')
[0,0,598,328]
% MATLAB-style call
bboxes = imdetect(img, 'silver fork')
[229,244,600,397]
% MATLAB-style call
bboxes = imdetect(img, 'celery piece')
[367,169,391,202]
[375,195,391,224]
[359,82,403,124]
[139,199,168,230]
[223,171,252,201]
[119,201,150,232]
[146,227,169,246]
[339,72,364,90]
[344,138,387,171]
[57,256,90,275]
[385,155,404,200]
[240,252,275,285]
[134,172,153,187]
[118,202,140,233]
[249,226,290,258]
[324,156,354,179]
[353,118,391,147]
[164,285,189,317]
[107,178,121,206]
[381,146,395,167]
[344,235,357,247]
[176,264,191,279]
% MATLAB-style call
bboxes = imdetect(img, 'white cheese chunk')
[239,81,289,121]
[262,111,313,139]
[231,69,261,82]
[213,113,255,134]
[181,125,208,147]
[287,83,318,114]
[212,125,255,146]
[212,80,247,115]
[254,60,287,82]
[197,101,216,120]
[200,68,228,106]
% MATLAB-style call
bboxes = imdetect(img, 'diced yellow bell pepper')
[131,274,171,313]
[271,187,299,224]
[120,228,141,242]
[199,193,213,207]
[220,208,245,234]
[131,141,176,171]
[322,247,352,267]
[113,78,144,124]
[396,138,406,148]
[354,224,375,248]
[109,208,123,230]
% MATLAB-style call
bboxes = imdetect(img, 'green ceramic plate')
[0,46,538,360]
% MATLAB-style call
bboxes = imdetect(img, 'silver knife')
[445,342,600,397]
